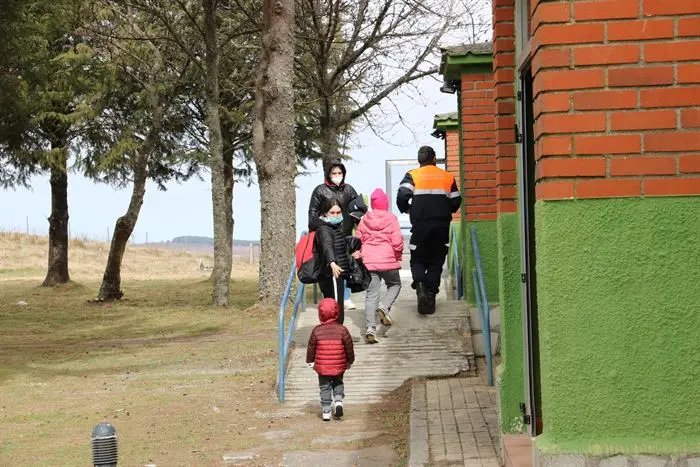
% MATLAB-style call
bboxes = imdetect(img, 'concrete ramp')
[282,275,473,407]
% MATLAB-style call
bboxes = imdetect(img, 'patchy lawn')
[0,279,410,466]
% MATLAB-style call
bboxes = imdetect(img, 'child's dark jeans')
[318,374,344,408]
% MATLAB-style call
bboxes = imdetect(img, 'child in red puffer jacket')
[306,298,355,421]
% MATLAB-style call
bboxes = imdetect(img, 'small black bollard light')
[91,422,118,467]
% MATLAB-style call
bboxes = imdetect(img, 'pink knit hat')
[371,188,389,210]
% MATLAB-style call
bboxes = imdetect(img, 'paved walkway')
[283,275,473,406]
[409,377,500,466]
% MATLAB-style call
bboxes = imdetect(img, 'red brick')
[678,18,700,37]
[497,157,517,171]
[537,180,575,200]
[496,116,516,129]
[576,179,641,198]
[534,23,605,48]
[496,84,515,99]
[494,38,515,54]
[678,64,700,84]
[497,200,517,213]
[575,135,642,155]
[539,157,607,177]
[496,129,515,143]
[532,47,571,74]
[680,155,700,173]
[495,23,516,38]
[494,7,515,23]
[646,132,700,152]
[497,101,516,115]
[643,0,700,16]
[572,90,638,110]
[641,87,700,108]
[494,53,515,68]
[535,69,604,95]
[540,136,573,156]
[608,19,674,41]
[681,109,700,128]
[645,41,700,62]
[494,0,514,7]
[495,68,516,84]
[610,110,677,131]
[574,0,638,20]
[574,45,640,66]
[498,186,518,199]
[531,2,570,32]
[465,130,496,140]
[608,66,674,87]
[497,171,518,185]
[644,178,700,196]
[610,157,677,176]
[534,93,570,116]
[538,113,606,134]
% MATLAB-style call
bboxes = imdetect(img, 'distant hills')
[170,236,259,246]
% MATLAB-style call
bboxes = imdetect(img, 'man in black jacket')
[396,146,461,314]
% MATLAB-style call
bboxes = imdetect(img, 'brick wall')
[493,0,518,213]
[531,0,700,200]
[444,129,463,221]
[462,73,498,220]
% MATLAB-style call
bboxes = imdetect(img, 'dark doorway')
[519,65,542,436]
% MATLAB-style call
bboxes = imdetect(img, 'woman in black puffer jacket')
[315,198,353,324]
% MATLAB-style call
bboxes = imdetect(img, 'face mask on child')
[330,175,343,185]
[322,215,343,225]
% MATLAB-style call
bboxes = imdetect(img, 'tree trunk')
[42,144,70,287]
[319,116,341,170]
[97,151,149,301]
[203,0,232,306]
[254,0,296,304]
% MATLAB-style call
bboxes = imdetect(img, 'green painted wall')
[496,212,525,433]
[535,197,700,455]
[466,220,499,304]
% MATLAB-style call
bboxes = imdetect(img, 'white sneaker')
[333,399,344,418]
[345,298,356,310]
[322,409,332,421]
[376,305,393,326]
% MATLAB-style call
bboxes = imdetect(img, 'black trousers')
[318,275,345,324]
[409,223,449,295]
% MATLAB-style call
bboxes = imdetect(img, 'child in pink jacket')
[354,188,404,343]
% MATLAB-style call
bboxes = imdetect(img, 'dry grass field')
[0,231,259,284]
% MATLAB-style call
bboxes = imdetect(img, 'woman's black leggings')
[318,275,345,324]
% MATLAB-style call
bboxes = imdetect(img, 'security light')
[431,129,446,139]
[439,79,458,94]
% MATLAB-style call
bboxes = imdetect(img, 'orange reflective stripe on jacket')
[409,165,455,196]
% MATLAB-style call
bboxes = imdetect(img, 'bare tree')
[253,0,296,303]
[295,0,460,167]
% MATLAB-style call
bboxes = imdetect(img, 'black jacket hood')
[324,159,347,184]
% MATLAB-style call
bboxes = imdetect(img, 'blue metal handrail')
[451,226,463,300]
[278,233,307,403]
[470,225,493,386]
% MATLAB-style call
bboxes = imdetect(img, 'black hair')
[319,197,342,216]
[417,146,436,165]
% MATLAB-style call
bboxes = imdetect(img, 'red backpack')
[295,231,321,283]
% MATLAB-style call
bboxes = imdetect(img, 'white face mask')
[331,175,343,185]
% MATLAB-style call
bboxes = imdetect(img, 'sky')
[0,75,459,243]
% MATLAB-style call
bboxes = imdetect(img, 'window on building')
[516,0,532,66]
